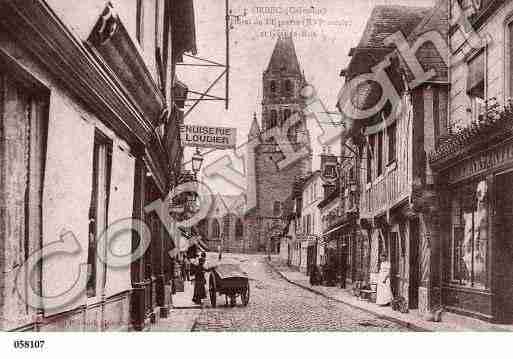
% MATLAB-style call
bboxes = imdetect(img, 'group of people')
[308,253,393,306]
[179,252,210,305]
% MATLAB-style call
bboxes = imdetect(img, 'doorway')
[495,171,513,322]
[389,232,400,298]
[408,219,420,309]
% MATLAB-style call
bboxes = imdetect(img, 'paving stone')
[191,254,408,332]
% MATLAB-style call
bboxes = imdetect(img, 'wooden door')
[409,219,420,309]
[389,232,400,298]
[494,172,513,322]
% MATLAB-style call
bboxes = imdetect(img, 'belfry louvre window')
[270,80,277,94]
[273,201,282,216]
[87,131,113,298]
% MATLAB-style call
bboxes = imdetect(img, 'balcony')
[360,160,411,218]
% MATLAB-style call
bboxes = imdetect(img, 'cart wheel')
[209,274,217,308]
[241,285,250,306]
[230,294,236,307]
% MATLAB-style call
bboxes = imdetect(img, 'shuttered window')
[0,71,48,315]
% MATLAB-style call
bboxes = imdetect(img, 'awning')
[467,50,484,97]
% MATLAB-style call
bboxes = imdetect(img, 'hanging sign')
[180,124,237,149]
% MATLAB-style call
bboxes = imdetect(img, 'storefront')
[432,123,513,323]
[321,218,357,287]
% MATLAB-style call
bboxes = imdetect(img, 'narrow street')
[189,254,409,331]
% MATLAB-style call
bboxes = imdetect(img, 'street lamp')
[191,147,204,179]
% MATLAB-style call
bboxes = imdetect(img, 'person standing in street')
[183,255,191,282]
[192,256,207,305]
[376,254,393,306]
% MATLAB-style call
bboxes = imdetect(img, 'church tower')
[245,36,312,253]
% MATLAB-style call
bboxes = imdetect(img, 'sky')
[178,0,435,195]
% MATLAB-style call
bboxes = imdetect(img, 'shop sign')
[180,124,237,149]
[448,140,513,183]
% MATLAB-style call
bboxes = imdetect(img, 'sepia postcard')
[0,0,512,357]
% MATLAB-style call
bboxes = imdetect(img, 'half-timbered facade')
[339,2,449,314]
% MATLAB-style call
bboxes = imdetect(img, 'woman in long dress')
[192,257,207,304]
[376,254,393,306]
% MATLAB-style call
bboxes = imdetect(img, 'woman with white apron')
[376,254,393,306]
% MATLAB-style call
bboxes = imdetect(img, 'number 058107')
[13,340,45,349]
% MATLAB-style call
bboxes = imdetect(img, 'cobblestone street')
[190,254,409,332]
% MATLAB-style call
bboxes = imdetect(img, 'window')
[155,0,165,89]
[235,218,244,237]
[136,0,144,45]
[283,109,291,125]
[324,164,336,179]
[87,131,113,298]
[467,51,485,123]
[273,201,282,216]
[387,123,397,164]
[450,179,488,289]
[1,73,49,312]
[211,218,220,238]
[270,110,278,128]
[283,79,293,96]
[223,215,230,237]
[307,214,312,234]
[377,131,383,176]
[367,135,374,183]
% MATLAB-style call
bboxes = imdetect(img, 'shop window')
[87,131,113,298]
[388,123,397,164]
[450,179,489,289]
[211,218,220,238]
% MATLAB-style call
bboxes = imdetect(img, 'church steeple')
[265,36,302,75]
